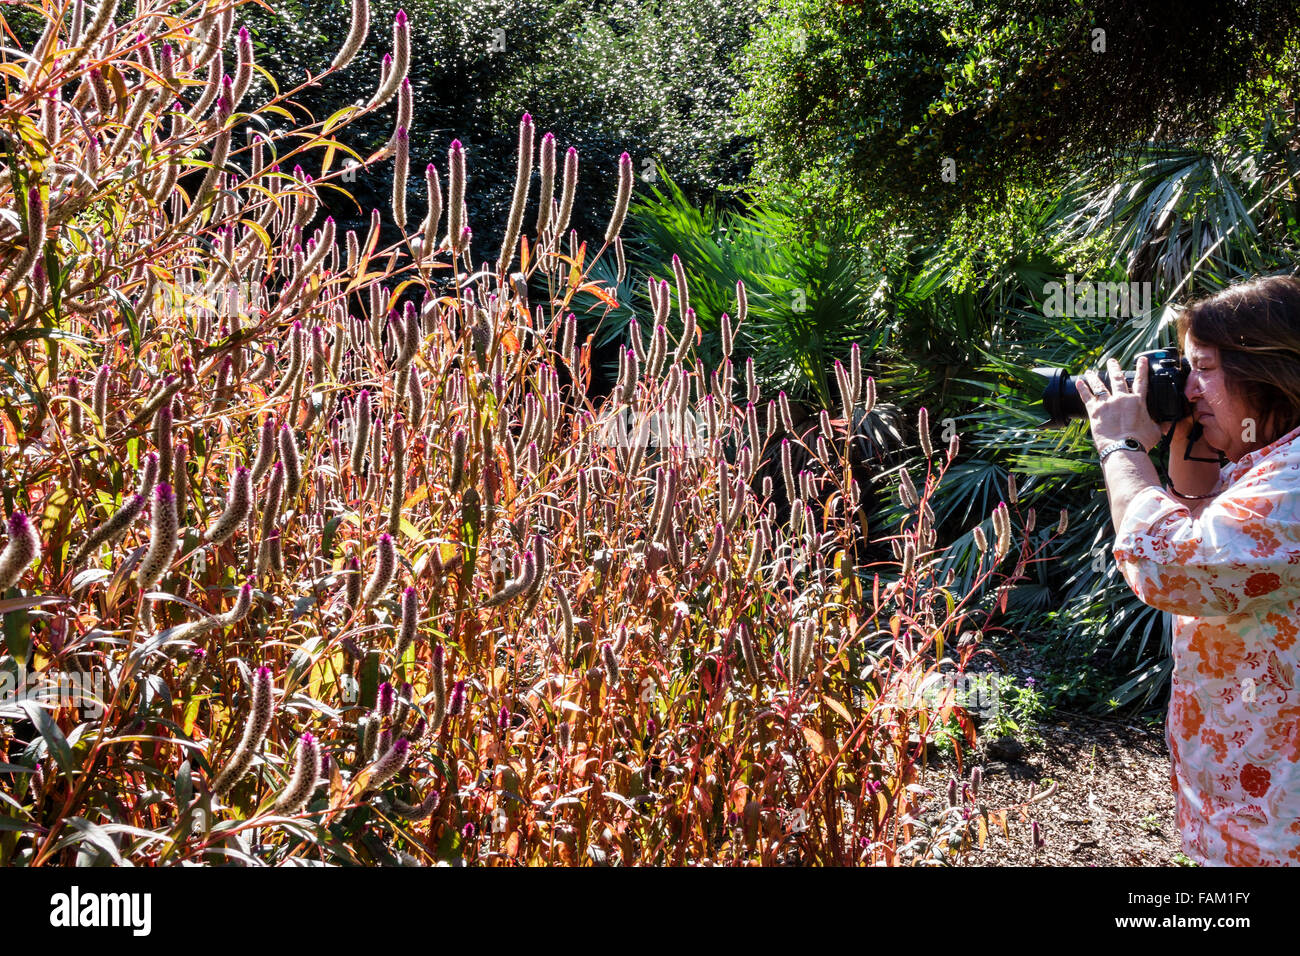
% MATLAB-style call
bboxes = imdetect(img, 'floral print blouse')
[1112,423,1300,866]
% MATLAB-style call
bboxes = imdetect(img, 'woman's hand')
[1075,356,1163,453]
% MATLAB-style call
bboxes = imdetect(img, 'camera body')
[1035,348,1191,427]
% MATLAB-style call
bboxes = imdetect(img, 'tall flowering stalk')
[0,513,41,590]
[137,483,178,590]
[497,113,534,275]
[212,666,275,798]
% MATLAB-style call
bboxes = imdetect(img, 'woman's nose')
[1185,373,1202,401]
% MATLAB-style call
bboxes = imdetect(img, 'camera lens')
[1034,367,1086,426]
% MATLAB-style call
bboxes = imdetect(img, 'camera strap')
[1157,421,1226,500]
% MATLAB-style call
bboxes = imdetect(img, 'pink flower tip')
[521,113,532,125]
[300,732,314,744]
[396,9,407,23]
[256,665,272,679]
[379,533,393,543]
[155,482,175,500]
[450,139,462,150]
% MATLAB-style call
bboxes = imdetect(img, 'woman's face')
[1183,336,1267,462]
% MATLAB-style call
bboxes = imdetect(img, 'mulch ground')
[913,644,1193,867]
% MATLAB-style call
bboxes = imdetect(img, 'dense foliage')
[739,0,1300,230]
[0,0,1053,865]
[231,0,757,247]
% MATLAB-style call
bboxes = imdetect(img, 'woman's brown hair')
[1176,275,1300,447]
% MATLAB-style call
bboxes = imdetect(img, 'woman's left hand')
[1076,356,1163,453]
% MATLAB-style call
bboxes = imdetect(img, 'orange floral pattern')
[1112,423,1300,866]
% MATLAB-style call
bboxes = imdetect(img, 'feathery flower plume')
[170,439,190,523]
[430,643,448,731]
[483,552,537,608]
[778,391,793,433]
[604,152,633,243]
[137,484,178,590]
[901,538,916,577]
[781,440,796,503]
[363,533,397,603]
[395,585,418,659]
[0,512,41,590]
[674,307,696,364]
[221,581,254,626]
[556,584,575,661]
[1007,472,1018,505]
[555,146,578,241]
[387,420,408,535]
[497,113,534,275]
[232,26,253,108]
[248,346,276,384]
[448,428,467,493]
[646,324,667,381]
[67,376,83,435]
[350,390,371,476]
[562,311,577,369]
[278,426,301,499]
[447,681,467,717]
[917,407,933,458]
[420,163,442,255]
[392,127,409,230]
[972,524,988,554]
[671,253,690,325]
[601,642,620,688]
[366,737,410,790]
[249,416,277,484]
[1,187,45,295]
[212,666,275,797]
[1025,507,1036,534]
[330,0,370,71]
[948,429,960,461]
[273,733,322,815]
[702,522,725,574]
[259,462,284,542]
[1056,508,1068,535]
[445,140,466,252]
[92,364,110,426]
[73,488,147,564]
[205,466,252,544]
[898,469,918,509]
[393,787,440,820]
[536,132,556,236]
[343,554,362,610]
[367,9,409,109]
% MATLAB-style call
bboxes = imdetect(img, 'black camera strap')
[1157,421,1227,500]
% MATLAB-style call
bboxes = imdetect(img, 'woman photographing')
[1077,274,1300,866]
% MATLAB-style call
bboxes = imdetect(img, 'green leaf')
[18,700,77,779]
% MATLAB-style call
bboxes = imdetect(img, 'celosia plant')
[0,0,1057,865]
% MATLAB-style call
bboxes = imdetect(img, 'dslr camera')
[1035,348,1191,427]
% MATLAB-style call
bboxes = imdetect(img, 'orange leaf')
[822,694,854,725]
[500,326,521,355]
[578,281,619,310]
[802,725,828,756]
